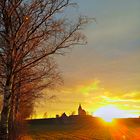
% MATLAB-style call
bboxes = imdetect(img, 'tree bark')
[8,98,15,140]
[0,80,12,140]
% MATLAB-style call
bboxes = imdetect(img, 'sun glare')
[94,105,130,122]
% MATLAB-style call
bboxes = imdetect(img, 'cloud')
[101,95,140,103]
[76,79,101,95]
[123,91,140,100]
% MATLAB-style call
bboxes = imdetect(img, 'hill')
[26,116,140,140]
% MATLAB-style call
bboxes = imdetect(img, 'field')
[25,117,140,140]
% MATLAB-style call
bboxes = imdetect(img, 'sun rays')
[94,105,136,122]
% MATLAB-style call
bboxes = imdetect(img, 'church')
[78,104,86,116]
[59,104,87,119]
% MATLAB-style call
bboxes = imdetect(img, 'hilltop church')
[78,104,86,116]
[59,104,87,119]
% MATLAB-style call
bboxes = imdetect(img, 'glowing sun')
[94,105,127,122]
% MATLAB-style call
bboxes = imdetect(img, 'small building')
[61,112,67,118]
[78,104,86,116]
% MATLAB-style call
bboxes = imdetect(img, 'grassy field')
[24,117,140,140]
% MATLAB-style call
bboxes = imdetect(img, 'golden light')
[103,116,113,122]
[25,17,29,20]
[94,105,131,123]
[24,16,29,21]
[77,80,100,95]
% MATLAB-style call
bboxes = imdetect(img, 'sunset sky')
[36,0,140,118]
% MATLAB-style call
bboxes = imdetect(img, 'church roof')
[78,104,82,110]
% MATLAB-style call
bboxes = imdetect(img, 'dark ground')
[24,116,140,140]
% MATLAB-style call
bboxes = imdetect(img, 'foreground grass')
[26,118,140,140]
[28,125,111,140]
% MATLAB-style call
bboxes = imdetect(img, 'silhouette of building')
[78,104,86,116]
[61,112,67,118]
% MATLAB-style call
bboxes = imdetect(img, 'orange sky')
[35,0,140,119]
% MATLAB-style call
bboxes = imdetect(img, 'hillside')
[25,116,140,140]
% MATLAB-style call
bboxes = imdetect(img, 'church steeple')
[78,104,86,116]
[78,104,82,110]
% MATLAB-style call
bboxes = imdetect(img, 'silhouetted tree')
[70,111,76,116]
[43,112,48,119]
[0,0,88,139]
[56,114,60,118]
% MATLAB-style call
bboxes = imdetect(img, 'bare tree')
[8,58,61,139]
[70,111,76,116]
[43,112,48,119]
[0,0,88,139]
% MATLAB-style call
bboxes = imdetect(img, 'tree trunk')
[0,80,12,140]
[8,100,15,140]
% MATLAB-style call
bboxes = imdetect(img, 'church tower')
[78,104,82,115]
[78,104,86,116]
